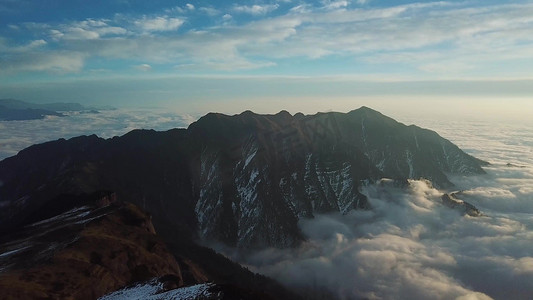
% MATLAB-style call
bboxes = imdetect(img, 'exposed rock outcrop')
[442,193,482,217]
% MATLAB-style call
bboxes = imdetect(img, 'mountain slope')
[0,107,486,248]
[0,193,184,299]
[0,192,298,300]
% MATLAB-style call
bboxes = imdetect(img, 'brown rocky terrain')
[0,193,191,299]
[0,192,292,299]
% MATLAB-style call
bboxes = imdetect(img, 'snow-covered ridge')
[100,278,216,300]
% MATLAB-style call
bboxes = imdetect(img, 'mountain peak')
[350,106,383,116]
[0,108,486,249]
[275,110,292,117]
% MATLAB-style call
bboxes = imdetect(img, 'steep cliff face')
[0,107,486,248]
[187,107,485,247]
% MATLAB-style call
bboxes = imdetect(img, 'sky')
[1,0,533,113]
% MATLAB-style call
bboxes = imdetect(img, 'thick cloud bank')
[0,108,195,160]
[217,117,533,300]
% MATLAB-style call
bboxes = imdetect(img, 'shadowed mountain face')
[0,107,486,248]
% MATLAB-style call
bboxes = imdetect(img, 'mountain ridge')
[0,99,111,121]
[0,107,487,248]
[0,192,298,300]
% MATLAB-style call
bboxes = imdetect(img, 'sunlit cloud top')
[1,0,532,107]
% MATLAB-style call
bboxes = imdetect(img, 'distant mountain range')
[0,107,487,249]
[0,99,111,121]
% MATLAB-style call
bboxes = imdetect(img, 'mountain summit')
[0,107,486,248]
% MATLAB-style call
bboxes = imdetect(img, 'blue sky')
[1,0,532,113]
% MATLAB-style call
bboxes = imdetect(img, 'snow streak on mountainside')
[187,107,485,247]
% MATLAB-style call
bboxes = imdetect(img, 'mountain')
[0,105,64,121]
[0,107,487,248]
[0,192,298,300]
[0,99,86,111]
[0,99,107,121]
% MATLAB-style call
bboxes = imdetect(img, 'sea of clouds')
[0,108,195,160]
[217,115,533,300]
[1,108,532,299]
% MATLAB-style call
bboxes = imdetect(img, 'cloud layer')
[0,108,195,160]
[1,1,533,78]
[213,114,533,300]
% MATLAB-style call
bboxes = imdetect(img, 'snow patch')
[0,246,30,258]
[99,279,215,300]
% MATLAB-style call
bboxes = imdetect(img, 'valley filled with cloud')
[0,108,194,160]
[215,114,533,300]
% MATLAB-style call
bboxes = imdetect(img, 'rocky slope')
[0,192,183,299]
[0,192,297,299]
[0,107,487,248]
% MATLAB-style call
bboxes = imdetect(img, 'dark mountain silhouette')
[0,99,107,121]
[0,107,487,248]
[0,99,86,111]
[0,105,63,121]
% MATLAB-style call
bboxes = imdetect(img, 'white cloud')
[222,14,232,21]
[134,63,152,71]
[199,7,220,16]
[186,3,194,10]
[322,0,350,10]
[4,2,533,75]
[62,26,100,40]
[134,16,184,32]
[1,39,47,52]
[207,115,533,300]
[48,19,128,40]
[0,50,85,74]
[0,108,195,160]
[233,4,280,15]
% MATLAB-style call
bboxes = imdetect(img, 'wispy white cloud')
[2,2,533,76]
[134,16,184,32]
[0,108,195,160]
[321,0,350,10]
[198,6,221,16]
[0,44,85,74]
[47,19,127,40]
[134,63,152,71]
[233,4,280,15]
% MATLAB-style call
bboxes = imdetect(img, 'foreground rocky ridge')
[0,193,184,299]
[0,107,487,248]
[0,193,296,299]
